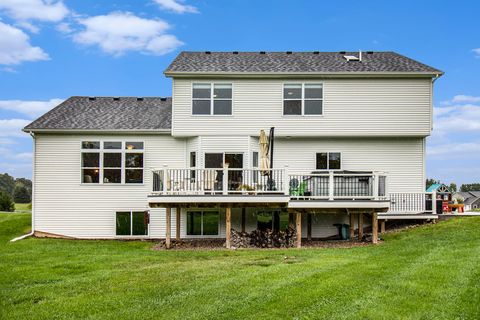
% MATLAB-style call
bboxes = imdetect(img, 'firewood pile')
[230,227,296,249]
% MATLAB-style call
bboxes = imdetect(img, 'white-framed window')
[116,210,149,236]
[186,211,219,236]
[192,83,232,115]
[283,83,323,115]
[81,141,144,184]
[316,152,341,170]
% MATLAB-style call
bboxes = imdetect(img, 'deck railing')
[151,168,387,200]
[389,192,434,214]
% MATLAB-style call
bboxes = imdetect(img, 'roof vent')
[160,97,167,101]
[313,51,319,54]
[343,50,363,62]
[88,97,96,101]
[137,97,144,101]
[232,51,238,54]
[205,51,211,54]
[286,51,292,54]
[113,97,120,101]
[339,51,346,54]
[260,51,266,54]
[367,51,373,54]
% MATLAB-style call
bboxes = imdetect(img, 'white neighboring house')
[24,51,443,247]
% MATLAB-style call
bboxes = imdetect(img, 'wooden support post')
[226,207,231,249]
[372,212,378,244]
[296,211,302,248]
[358,213,364,240]
[380,220,386,234]
[175,207,181,241]
[349,213,355,240]
[241,208,246,233]
[165,208,171,249]
[307,213,312,241]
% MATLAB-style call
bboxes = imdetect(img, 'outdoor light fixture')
[127,144,134,150]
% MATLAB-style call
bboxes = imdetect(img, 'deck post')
[175,207,181,241]
[165,207,171,249]
[296,211,302,248]
[307,213,312,241]
[380,220,386,234]
[226,207,231,249]
[328,171,334,200]
[372,212,378,244]
[349,213,355,240]
[241,208,246,233]
[358,213,364,240]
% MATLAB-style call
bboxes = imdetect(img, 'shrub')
[0,191,15,212]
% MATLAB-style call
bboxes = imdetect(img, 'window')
[187,211,219,236]
[252,151,259,168]
[192,83,232,115]
[283,83,323,115]
[81,141,144,184]
[116,211,149,236]
[316,152,341,170]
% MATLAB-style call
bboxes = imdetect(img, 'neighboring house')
[453,191,480,211]
[24,51,443,247]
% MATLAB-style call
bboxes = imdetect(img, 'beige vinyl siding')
[172,78,432,137]
[33,134,185,238]
[273,137,425,193]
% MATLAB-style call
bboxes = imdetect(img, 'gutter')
[10,131,36,242]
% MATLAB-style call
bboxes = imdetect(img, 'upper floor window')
[283,83,323,115]
[81,141,144,184]
[316,152,341,170]
[192,83,232,115]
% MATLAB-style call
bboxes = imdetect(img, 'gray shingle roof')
[165,51,442,75]
[24,97,171,131]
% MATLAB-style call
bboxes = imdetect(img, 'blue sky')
[0,0,479,186]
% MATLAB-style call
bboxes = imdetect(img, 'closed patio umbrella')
[259,129,270,176]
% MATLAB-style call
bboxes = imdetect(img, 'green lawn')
[0,203,31,214]
[1,214,479,319]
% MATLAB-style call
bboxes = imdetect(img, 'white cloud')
[473,48,480,58]
[451,95,480,103]
[0,21,49,65]
[0,119,31,137]
[0,0,69,23]
[427,142,480,156]
[434,104,480,134]
[73,12,183,56]
[153,0,198,14]
[0,98,63,118]
[56,22,73,34]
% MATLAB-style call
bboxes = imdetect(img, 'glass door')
[225,153,243,191]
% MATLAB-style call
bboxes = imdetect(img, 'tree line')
[425,179,480,192]
[0,173,32,212]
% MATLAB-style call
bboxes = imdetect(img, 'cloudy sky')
[0,0,479,186]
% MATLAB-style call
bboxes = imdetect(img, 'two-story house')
[24,51,443,247]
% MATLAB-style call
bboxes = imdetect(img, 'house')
[453,191,480,211]
[24,51,443,247]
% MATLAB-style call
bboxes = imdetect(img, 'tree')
[449,183,457,192]
[0,191,15,212]
[460,183,480,192]
[0,173,15,195]
[13,185,31,203]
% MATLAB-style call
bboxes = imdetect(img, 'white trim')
[288,200,390,209]
[148,195,290,204]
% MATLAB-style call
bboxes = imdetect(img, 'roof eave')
[22,128,172,134]
[164,71,444,79]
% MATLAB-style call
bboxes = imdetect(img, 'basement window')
[116,211,149,236]
[187,211,219,236]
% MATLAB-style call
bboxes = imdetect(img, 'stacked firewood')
[230,227,296,249]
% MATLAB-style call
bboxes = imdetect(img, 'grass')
[1,214,479,319]
[0,203,31,214]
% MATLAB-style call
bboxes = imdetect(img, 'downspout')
[10,131,35,242]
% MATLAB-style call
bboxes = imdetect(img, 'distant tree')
[0,173,16,195]
[460,183,480,192]
[13,185,31,204]
[448,183,457,192]
[0,191,15,212]
[15,177,32,195]
[426,178,441,189]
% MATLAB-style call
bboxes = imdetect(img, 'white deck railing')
[388,192,435,214]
